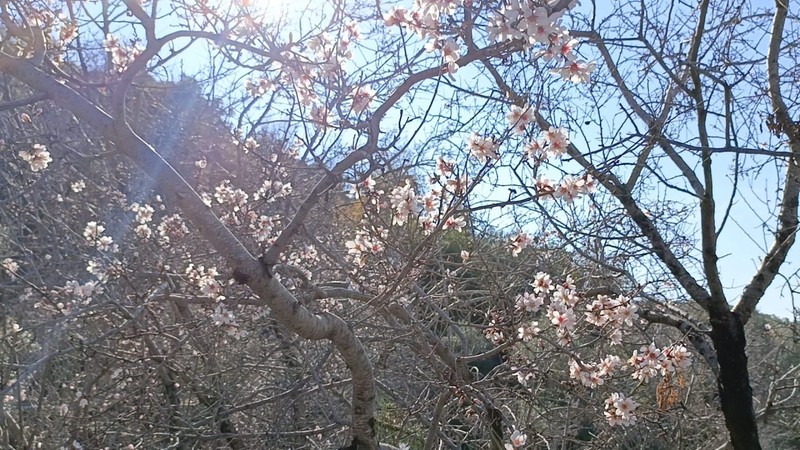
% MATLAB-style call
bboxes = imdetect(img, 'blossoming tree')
[0,0,798,449]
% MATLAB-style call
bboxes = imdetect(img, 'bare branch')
[734,0,800,324]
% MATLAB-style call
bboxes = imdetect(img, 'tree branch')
[734,0,800,324]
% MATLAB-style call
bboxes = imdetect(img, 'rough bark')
[709,309,761,450]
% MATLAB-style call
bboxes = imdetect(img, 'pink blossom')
[522,6,554,45]
[542,126,569,157]
[604,393,639,426]
[510,232,530,256]
[443,215,466,232]
[554,58,597,84]
[515,291,544,313]
[444,175,469,195]
[517,321,540,342]
[421,189,441,212]
[2,258,19,274]
[531,271,553,294]
[389,180,420,225]
[506,428,527,449]
[662,344,693,373]
[535,177,555,197]
[524,139,546,160]
[487,13,522,42]
[507,104,534,134]
[19,144,52,171]
[467,133,499,163]
[548,304,576,330]
[553,176,582,202]
[383,7,408,27]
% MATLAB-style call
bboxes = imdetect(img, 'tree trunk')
[709,310,761,450]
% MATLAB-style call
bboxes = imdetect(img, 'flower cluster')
[306,19,361,73]
[484,312,508,345]
[425,37,461,74]
[383,6,439,39]
[467,133,500,163]
[662,344,693,373]
[157,214,189,245]
[349,176,379,200]
[185,264,224,300]
[420,188,453,233]
[83,221,115,252]
[569,355,622,389]
[59,21,78,46]
[535,173,596,202]
[510,274,579,345]
[102,34,143,73]
[584,294,639,343]
[310,105,335,128]
[628,343,692,382]
[505,428,527,449]
[63,280,104,304]
[288,69,320,107]
[487,1,595,83]
[19,143,52,172]
[130,203,155,239]
[214,180,249,211]
[253,179,293,202]
[542,126,570,156]
[2,258,19,274]
[249,214,279,243]
[604,393,639,426]
[509,232,531,256]
[389,180,421,226]
[532,271,554,294]
[345,228,386,267]
[505,274,690,427]
[443,215,467,231]
[436,157,455,177]
[525,126,570,160]
[210,304,247,339]
[516,320,540,342]
[507,103,535,135]
[382,1,468,75]
[345,172,473,270]
[86,259,108,282]
[554,59,597,84]
[71,180,86,193]
[2,10,78,64]
[515,291,545,313]
[231,135,259,154]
